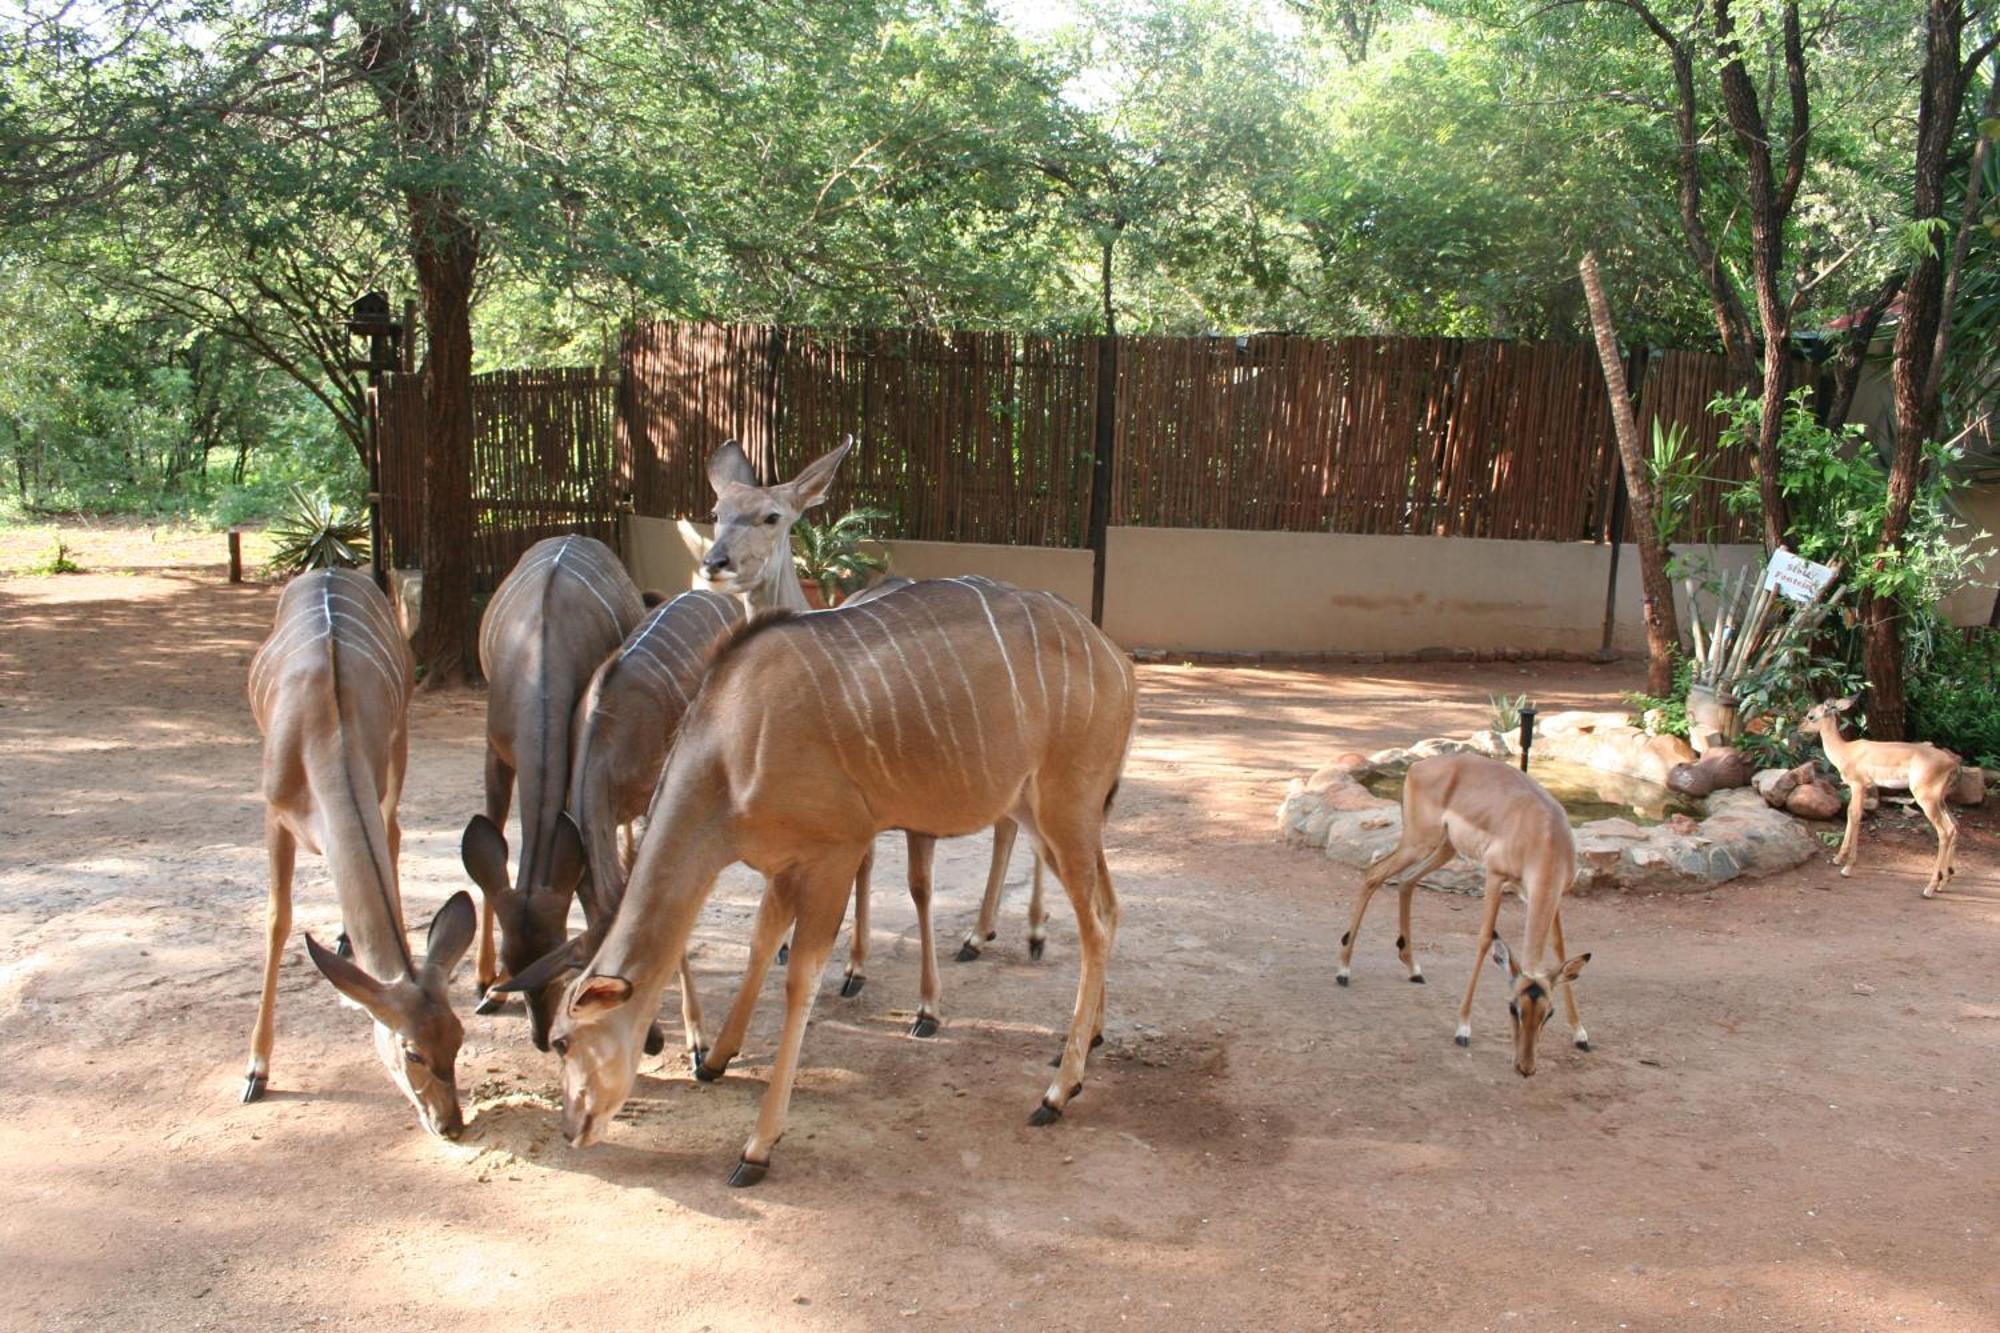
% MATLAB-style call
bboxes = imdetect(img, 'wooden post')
[1087,334,1117,624]
[228,528,244,584]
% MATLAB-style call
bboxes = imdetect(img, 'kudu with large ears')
[533,576,1138,1186]
[243,568,478,1137]
[461,535,646,1050]
[699,437,852,609]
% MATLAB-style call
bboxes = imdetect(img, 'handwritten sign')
[1762,549,1838,605]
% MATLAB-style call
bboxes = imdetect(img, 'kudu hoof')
[333,933,352,961]
[1335,972,1350,988]
[954,940,981,963]
[1028,1099,1062,1127]
[474,992,508,1017]
[839,973,866,999]
[240,1073,267,1104]
[1028,938,1045,962]
[776,943,790,966]
[643,1024,667,1057]
[1454,1033,1471,1048]
[726,1157,769,1188]
[688,1046,708,1072]
[1575,1039,1592,1052]
[909,1014,940,1039]
[1409,973,1426,984]
[693,1058,728,1084]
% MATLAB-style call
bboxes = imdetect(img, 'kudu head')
[1489,938,1590,1077]
[698,437,853,601]
[460,812,586,1050]
[303,891,478,1137]
[545,969,648,1148]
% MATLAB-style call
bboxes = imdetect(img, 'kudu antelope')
[243,569,477,1135]
[1336,754,1590,1076]
[1804,696,1962,896]
[567,587,745,1063]
[705,440,1048,1002]
[503,575,1136,1185]
[460,535,646,1049]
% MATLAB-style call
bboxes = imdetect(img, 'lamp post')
[345,292,406,591]
[1518,703,1538,774]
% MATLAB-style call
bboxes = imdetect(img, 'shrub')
[1908,627,2000,768]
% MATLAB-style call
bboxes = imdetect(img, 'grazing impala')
[705,439,1045,1001]
[460,535,646,1049]
[1804,696,1962,896]
[503,575,1137,1185]
[1335,753,1590,1076]
[243,568,477,1135]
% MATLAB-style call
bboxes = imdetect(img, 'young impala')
[1804,695,1962,896]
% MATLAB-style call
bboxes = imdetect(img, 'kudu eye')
[551,1036,570,1057]
[762,512,781,525]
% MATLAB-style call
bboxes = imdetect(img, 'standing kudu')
[506,576,1137,1185]
[243,569,477,1135]
[461,535,646,1049]
[1336,754,1590,1077]
[705,440,1048,1010]
[567,587,745,1062]
[1804,695,1962,896]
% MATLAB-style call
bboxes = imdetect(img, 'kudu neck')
[749,543,811,614]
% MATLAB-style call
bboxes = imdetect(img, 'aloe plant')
[266,484,369,575]
[792,506,890,602]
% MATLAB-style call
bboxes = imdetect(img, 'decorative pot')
[1685,684,1739,755]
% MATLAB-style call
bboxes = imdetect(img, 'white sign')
[1762,549,1838,605]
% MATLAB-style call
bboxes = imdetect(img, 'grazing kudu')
[704,440,1046,1011]
[243,568,477,1135]
[1336,754,1590,1076]
[506,576,1136,1185]
[1804,696,1962,896]
[460,535,646,1049]
[567,587,745,1062]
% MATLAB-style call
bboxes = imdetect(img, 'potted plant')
[792,506,890,607]
[267,484,370,576]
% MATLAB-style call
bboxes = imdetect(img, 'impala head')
[1801,695,1859,735]
[700,437,852,596]
[304,891,478,1137]
[547,972,646,1148]
[460,813,587,1050]
[1490,938,1590,1078]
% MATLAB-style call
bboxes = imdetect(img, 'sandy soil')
[2,526,1997,1331]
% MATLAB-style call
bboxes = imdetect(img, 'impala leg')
[698,879,794,1083]
[1550,909,1588,1050]
[1913,786,1957,899]
[1455,873,1507,1047]
[1836,781,1866,877]
[907,834,941,1037]
[243,813,295,1104]
[959,818,1018,961]
[1030,820,1115,1125]
[732,857,858,1186]
[1395,843,1455,983]
[1026,851,1048,961]
[841,845,873,997]
[475,749,515,1007]
[1338,839,1434,985]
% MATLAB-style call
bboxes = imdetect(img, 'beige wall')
[622,514,1096,609]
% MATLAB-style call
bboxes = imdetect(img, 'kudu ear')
[423,891,478,980]
[304,932,401,1024]
[569,973,634,1017]
[1489,937,1519,975]
[708,439,758,494]
[491,931,591,995]
[777,437,852,512]
[460,814,512,902]
[1556,952,1592,985]
[550,812,586,896]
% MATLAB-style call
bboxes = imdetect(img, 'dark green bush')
[1908,627,2000,768]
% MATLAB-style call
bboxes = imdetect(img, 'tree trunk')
[411,196,481,689]
[1088,237,1117,624]
[1863,0,1980,741]
[1580,251,1681,694]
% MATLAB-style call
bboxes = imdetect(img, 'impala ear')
[1834,695,1859,712]
[1489,937,1519,976]
[778,437,852,512]
[423,891,477,980]
[707,439,757,494]
[460,814,512,902]
[305,932,402,1025]
[569,973,633,1017]
[1556,952,1592,985]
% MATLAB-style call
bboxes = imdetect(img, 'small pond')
[1361,757,1705,828]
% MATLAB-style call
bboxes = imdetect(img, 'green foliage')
[792,507,891,601]
[1647,418,1702,549]
[1487,692,1528,732]
[265,485,369,576]
[1907,628,2000,769]
[1623,655,1694,740]
[26,538,81,575]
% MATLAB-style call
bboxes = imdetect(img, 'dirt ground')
[2,525,1997,1331]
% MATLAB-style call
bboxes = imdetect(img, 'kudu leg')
[958,819,1019,962]
[475,749,515,1007]
[1454,873,1508,1047]
[674,955,708,1068]
[1550,909,1589,1050]
[1026,851,1049,961]
[1029,820,1116,1126]
[907,834,941,1037]
[697,881,796,1083]
[731,856,860,1186]
[242,814,296,1103]
[841,845,873,998]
